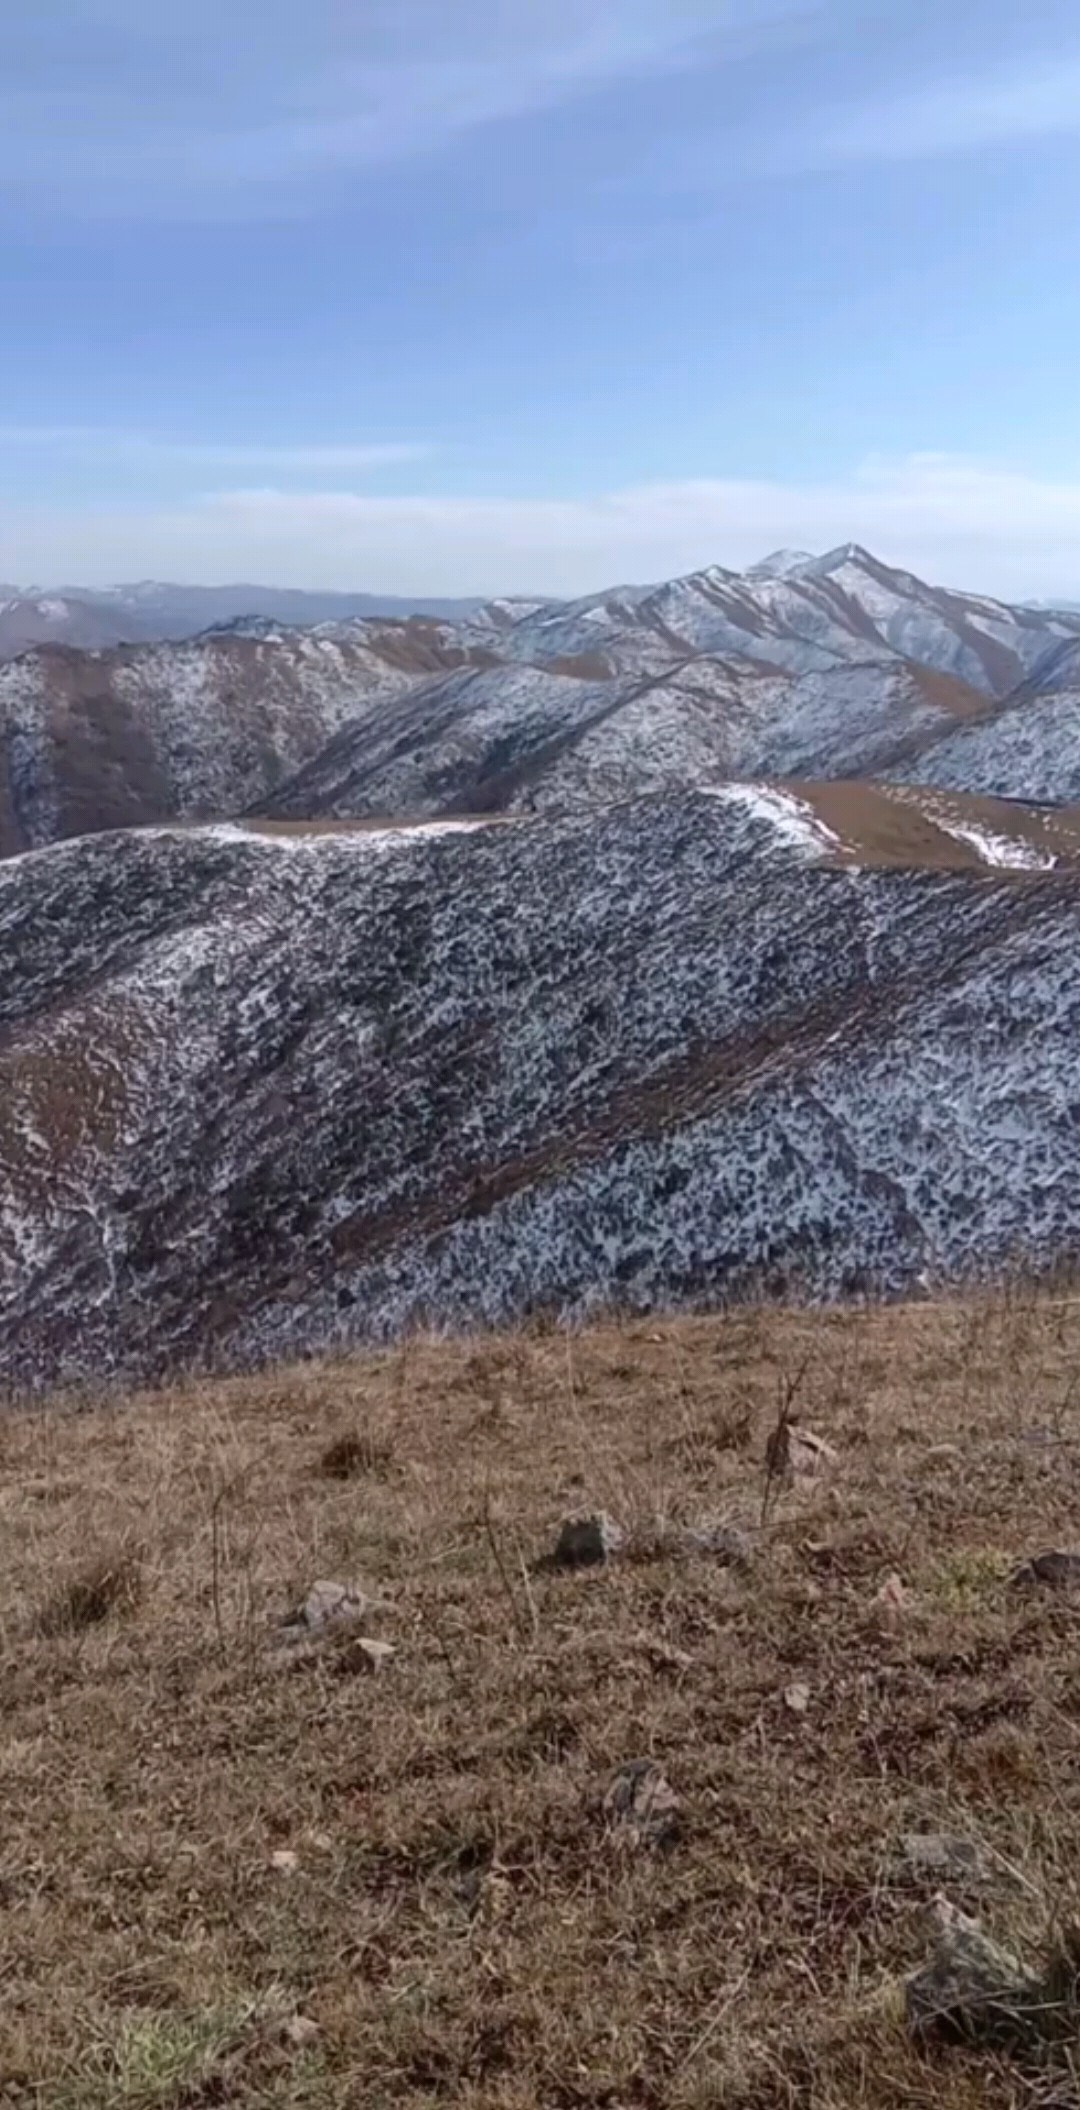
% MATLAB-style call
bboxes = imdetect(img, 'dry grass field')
[5,1290,1080,2107]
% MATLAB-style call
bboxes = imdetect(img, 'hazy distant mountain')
[0,582,490,660]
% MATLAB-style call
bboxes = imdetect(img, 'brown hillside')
[5,1293,1080,2107]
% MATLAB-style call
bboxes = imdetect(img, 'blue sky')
[2,0,1080,597]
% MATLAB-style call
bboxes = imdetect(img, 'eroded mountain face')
[4,784,1080,1390]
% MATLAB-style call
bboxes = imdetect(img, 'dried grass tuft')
[37,1547,142,1636]
[318,1427,393,1480]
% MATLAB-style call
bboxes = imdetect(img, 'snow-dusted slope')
[0,622,489,855]
[892,641,1080,803]
[461,547,1080,694]
[5,789,1080,1390]
[258,655,986,821]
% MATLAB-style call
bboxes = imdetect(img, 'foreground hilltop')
[4,1295,1080,2108]
[5,784,1080,1389]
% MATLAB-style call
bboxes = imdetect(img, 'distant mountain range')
[4,543,1080,858]
[6,543,1080,1390]
[0,581,488,660]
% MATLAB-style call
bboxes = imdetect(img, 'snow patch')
[935,819,1057,872]
[704,783,843,862]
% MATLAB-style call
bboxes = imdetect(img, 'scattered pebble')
[678,1519,753,1565]
[284,2014,321,2048]
[333,1635,396,1676]
[789,1428,839,1478]
[875,1572,912,1611]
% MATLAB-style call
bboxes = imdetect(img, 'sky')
[2,0,1080,599]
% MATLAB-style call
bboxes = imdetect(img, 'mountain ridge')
[5,544,1080,856]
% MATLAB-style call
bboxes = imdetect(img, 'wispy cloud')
[5,454,1080,601]
[0,428,428,473]
[0,0,816,214]
[810,52,1080,165]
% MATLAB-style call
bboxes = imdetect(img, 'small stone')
[632,1631,694,1672]
[681,1519,753,1566]
[1009,1550,1080,1591]
[875,1572,912,1611]
[285,2014,321,2049]
[900,1832,991,1884]
[552,1513,624,1569]
[603,1760,680,1850]
[334,1635,396,1676]
[298,1580,367,1631]
[784,1681,811,1715]
[270,1849,300,1875]
[273,1578,381,1652]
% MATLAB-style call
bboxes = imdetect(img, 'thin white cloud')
[0,0,816,211]
[4,454,1080,601]
[0,427,427,472]
[813,53,1080,164]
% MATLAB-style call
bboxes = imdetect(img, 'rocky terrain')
[257,655,986,821]
[896,638,1080,803]
[455,543,1080,693]
[5,781,1080,1388]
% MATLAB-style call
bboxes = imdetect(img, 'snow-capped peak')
[746,550,817,579]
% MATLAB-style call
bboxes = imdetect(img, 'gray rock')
[275,1578,370,1647]
[603,1760,680,1850]
[333,1635,396,1676]
[788,1427,839,1478]
[552,1513,624,1569]
[680,1519,753,1566]
[900,1832,992,1885]
[1009,1550,1080,1591]
[906,1896,1048,2049]
[628,1514,752,1566]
